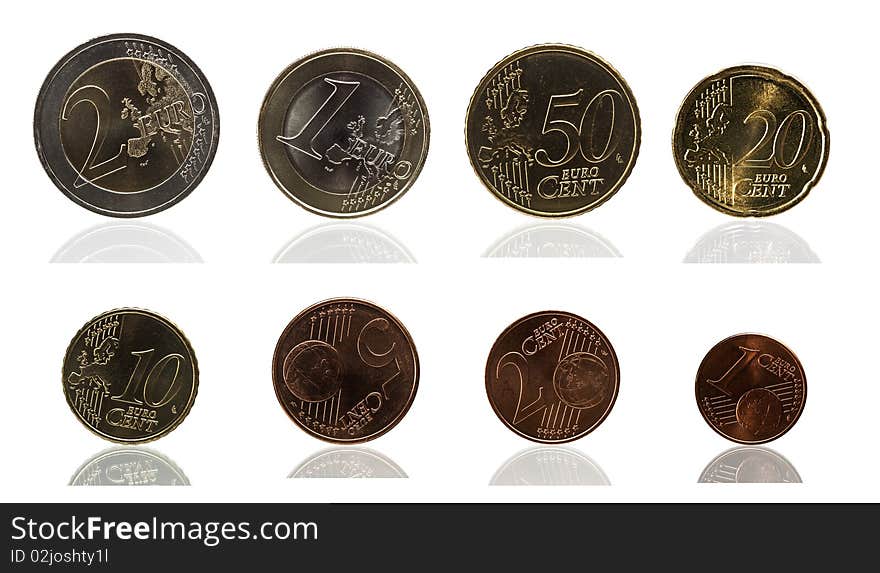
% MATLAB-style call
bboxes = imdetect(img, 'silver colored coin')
[70,447,189,486]
[491,447,609,486]
[259,48,429,217]
[289,448,407,478]
[699,446,801,483]
[35,34,219,217]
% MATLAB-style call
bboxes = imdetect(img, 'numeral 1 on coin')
[276,78,359,160]
[706,346,760,396]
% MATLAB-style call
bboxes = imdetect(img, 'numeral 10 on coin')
[114,349,185,408]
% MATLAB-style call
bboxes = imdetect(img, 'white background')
[0,0,875,502]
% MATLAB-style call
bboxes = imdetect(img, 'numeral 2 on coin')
[62,85,128,188]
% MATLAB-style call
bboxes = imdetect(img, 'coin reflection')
[274,223,414,263]
[685,221,818,263]
[289,448,407,478]
[699,446,801,483]
[491,447,609,485]
[70,447,189,486]
[52,223,202,263]
[485,224,621,258]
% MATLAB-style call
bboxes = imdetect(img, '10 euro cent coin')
[63,308,199,443]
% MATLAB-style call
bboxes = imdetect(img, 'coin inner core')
[279,72,406,196]
[59,58,194,194]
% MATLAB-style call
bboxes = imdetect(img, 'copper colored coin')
[273,298,419,443]
[485,311,619,443]
[696,334,806,444]
[62,308,198,443]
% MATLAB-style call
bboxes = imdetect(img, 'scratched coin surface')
[273,298,419,443]
[259,49,429,217]
[696,334,806,444]
[485,311,619,443]
[466,44,640,217]
[34,34,219,217]
[62,309,198,443]
[673,65,828,216]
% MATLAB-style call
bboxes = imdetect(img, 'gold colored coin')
[673,65,828,216]
[62,308,198,443]
[466,44,640,217]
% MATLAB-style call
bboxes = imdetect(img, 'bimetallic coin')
[35,34,219,217]
[273,299,419,443]
[485,311,620,443]
[466,44,640,217]
[696,334,806,444]
[673,65,828,216]
[62,308,198,443]
[259,49,429,217]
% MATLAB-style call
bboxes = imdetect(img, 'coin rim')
[465,43,642,218]
[257,47,431,218]
[484,310,620,444]
[694,332,807,445]
[272,297,420,443]
[62,307,200,444]
[672,64,830,217]
[33,32,220,218]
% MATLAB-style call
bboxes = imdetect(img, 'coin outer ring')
[272,297,420,444]
[694,332,807,445]
[465,43,641,218]
[34,33,220,218]
[258,48,431,218]
[62,307,199,444]
[484,310,620,444]
[672,65,829,217]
